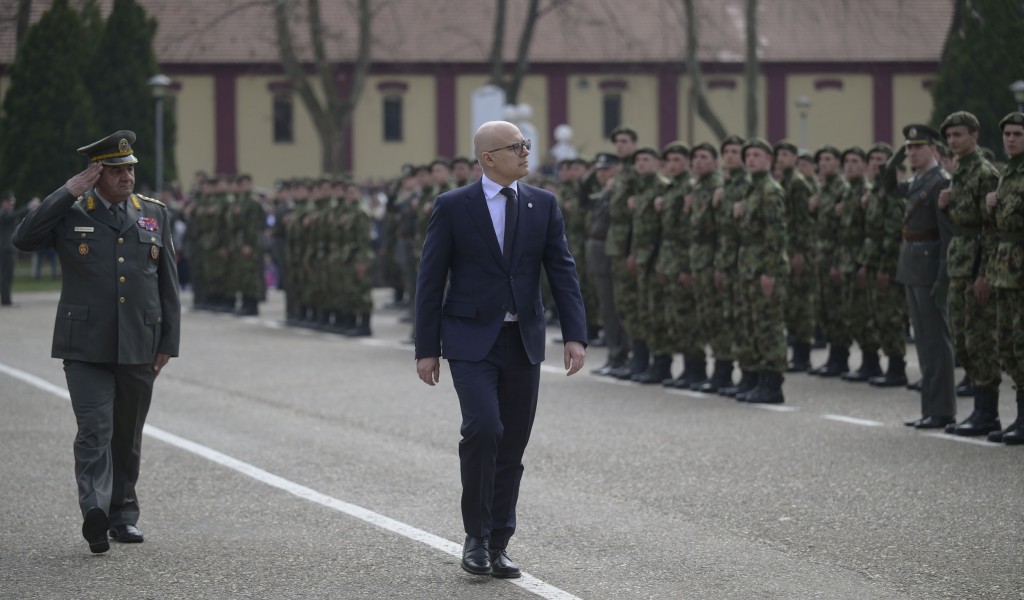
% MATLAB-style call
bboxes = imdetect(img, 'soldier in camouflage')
[715,136,749,397]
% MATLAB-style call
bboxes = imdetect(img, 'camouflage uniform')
[605,157,644,374]
[227,186,266,315]
[630,167,669,381]
[340,185,374,335]
[837,169,881,378]
[811,165,852,374]
[690,167,728,390]
[776,164,816,367]
[559,177,598,334]
[715,162,750,395]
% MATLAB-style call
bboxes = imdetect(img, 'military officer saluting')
[12,131,181,553]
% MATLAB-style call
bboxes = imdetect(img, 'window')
[383,95,403,142]
[603,94,622,139]
[273,95,294,143]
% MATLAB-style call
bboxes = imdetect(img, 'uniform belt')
[995,231,1024,242]
[902,228,940,242]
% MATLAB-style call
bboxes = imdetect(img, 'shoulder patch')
[138,194,166,207]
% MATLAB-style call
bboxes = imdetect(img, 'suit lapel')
[465,181,505,267]
[85,190,118,230]
[120,195,140,235]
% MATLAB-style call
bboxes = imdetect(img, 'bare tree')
[743,0,758,138]
[15,0,32,54]
[272,0,372,174]
[489,0,567,105]
[682,0,728,141]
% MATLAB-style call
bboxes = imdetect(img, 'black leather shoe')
[914,415,956,429]
[489,547,521,579]
[955,376,974,397]
[906,379,922,392]
[591,362,614,376]
[109,524,144,543]
[952,413,1001,437]
[82,507,109,554]
[904,417,924,427]
[461,535,491,575]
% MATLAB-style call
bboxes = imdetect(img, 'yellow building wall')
[567,74,657,157]
[786,74,873,151]
[677,75,767,145]
[893,74,936,142]
[171,75,216,186]
[352,75,436,179]
[454,75,548,161]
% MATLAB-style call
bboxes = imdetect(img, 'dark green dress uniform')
[12,131,181,550]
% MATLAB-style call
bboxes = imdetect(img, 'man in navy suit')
[415,121,587,578]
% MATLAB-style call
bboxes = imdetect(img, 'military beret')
[593,152,621,169]
[720,135,745,153]
[661,140,690,158]
[773,139,799,155]
[940,111,980,136]
[842,146,867,162]
[77,130,138,166]
[902,123,940,145]
[814,145,842,162]
[867,142,894,158]
[741,137,772,158]
[609,126,638,142]
[999,112,1024,130]
[692,142,719,159]
[632,147,660,160]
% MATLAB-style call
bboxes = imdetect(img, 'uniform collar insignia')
[86,196,96,212]
[131,195,142,210]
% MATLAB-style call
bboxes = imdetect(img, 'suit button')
[119,297,126,304]
[157,317,162,323]
[118,257,124,263]
[151,236,156,242]
[119,276,126,283]
[66,311,71,317]
[118,237,124,244]
[80,233,86,238]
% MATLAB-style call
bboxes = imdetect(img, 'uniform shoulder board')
[138,194,166,207]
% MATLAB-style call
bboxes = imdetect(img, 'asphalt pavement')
[1,289,1021,600]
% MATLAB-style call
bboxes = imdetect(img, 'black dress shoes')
[489,547,521,579]
[910,415,955,429]
[109,524,144,543]
[82,507,109,554]
[906,379,922,392]
[461,535,491,575]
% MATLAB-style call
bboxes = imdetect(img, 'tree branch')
[507,0,541,104]
[272,0,327,130]
[488,0,507,88]
[683,0,728,141]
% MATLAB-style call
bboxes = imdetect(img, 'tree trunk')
[15,0,32,54]
[744,0,758,138]
[505,0,541,105]
[488,0,507,89]
[683,0,728,141]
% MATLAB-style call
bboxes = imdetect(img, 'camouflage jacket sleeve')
[688,171,721,272]
[857,186,884,271]
[785,173,814,256]
[738,176,788,278]
[714,172,748,272]
[655,178,691,277]
[976,160,1001,278]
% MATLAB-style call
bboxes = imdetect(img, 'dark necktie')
[500,186,518,316]
[109,204,123,228]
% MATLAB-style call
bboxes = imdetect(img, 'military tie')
[109,204,124,228]
[500,187,518,316]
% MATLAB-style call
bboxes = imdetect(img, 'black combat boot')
[698,360,733,393]
[344,313,373,337]
[814,345,849,378]
[682,355,709,389]
[735,372,762,402]
[808,346,836,376]
[955,374,975,397]
[236,296,259,316]
[787,342,812,373]
[633,354,673,384]
[869,355,908,387]
[949,387,1001,436]
[744,371,785,404]
[841,350,882,382]
[614,341,649,380]
[721,370,757,398]
[991,392,1024,444]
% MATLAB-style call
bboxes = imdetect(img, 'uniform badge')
[151,245,160,260]
[74,226,95,233]
[86,196,96,212]
[119,138,130,153]
[78,243,89,256]
[138,217,159,231]
[131,195,142,210]
[908,127,918,138]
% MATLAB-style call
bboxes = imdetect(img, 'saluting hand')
[937,188,951,210]
[66,163,103,197]
[564,341,586,376]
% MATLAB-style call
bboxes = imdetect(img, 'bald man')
[415,121,587,578]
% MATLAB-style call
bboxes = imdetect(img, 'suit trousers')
[586,239,629,366]
[448,324,540,550]
[63,360,155,526]
[0,248,14,305]
[904,285,955,418]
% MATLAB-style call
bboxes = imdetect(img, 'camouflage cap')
[867,142,894,158]
[609,126,638,142]
[902,123,940,145]
[77,130,138,166]
[999,112,1024,130]
[632,146,661,160]
[841,146,867,162]
[773,139,799,155]
[720,135,745,154]
[814,145,842,162]
[741,137,773,158]
[692,142,719,159]
[939,111,980,136]
[661,140,690,159]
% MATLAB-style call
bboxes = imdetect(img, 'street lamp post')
[1010,80,1024,113]
[796,95,812,153]
[148,74,172,199]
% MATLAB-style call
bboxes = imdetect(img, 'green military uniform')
[809,146,852,376]
[938,112,1003,435]
[734,138,789,404]
[988,112,1024,444]
[12,131,181,553]
[605,152,645,378]
[339,181,374,336]
[559,170,599,336]
[227,179,266,315]
[715,136,750,396]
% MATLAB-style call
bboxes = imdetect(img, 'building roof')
[1,0,952,66]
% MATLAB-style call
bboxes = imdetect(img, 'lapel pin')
[527,202,533,208]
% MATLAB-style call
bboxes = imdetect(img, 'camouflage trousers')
[817,266,851,347]
[868,278,907,358]
[949,276,1002,389]
[707,271,737,362]
[842,273,879,353]
[611,257,641,340]
[732,276,753,368]
[785,264,816,344]
[345,263,374,314]
[693,270,728,360]
[231,250,264,299]
[739,275,788,373]
[638,270,670,354]
[201,245,230,296]
[662,275,703,357]
[997,288,1024,390]
[573,243,600,329]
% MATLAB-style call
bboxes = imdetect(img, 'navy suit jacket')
[415,180,586,364]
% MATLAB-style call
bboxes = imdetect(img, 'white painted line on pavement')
[0,362,583,600]
[920,432,1003,447]
[746,404,799,412]
[822,414,886,427]
[665,389,711,399]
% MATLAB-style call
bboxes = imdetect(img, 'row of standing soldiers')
[555,116,1024,443]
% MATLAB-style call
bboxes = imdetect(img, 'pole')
[154,95,164,200]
